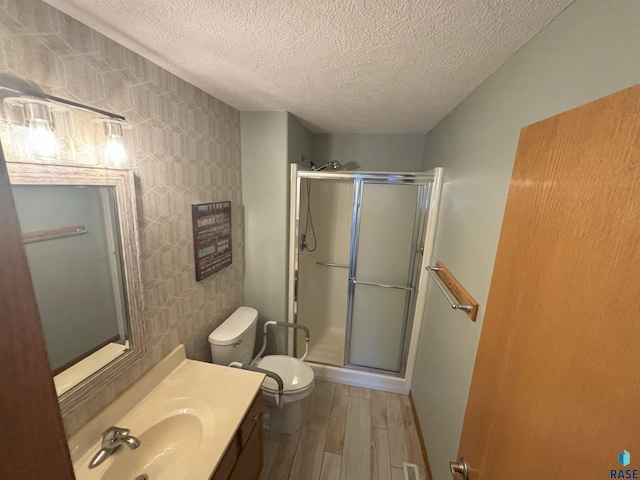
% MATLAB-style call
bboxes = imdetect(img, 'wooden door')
[457,85,640,479]
[0,145,75,478]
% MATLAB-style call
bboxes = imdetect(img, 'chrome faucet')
[88,426,141,469]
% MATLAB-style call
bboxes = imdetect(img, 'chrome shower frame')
[288,164,444,383]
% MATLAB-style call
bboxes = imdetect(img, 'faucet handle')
[101,426,130,444]
[89,426,139,469]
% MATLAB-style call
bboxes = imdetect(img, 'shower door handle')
[352,280,414,291]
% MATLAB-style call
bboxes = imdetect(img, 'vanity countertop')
[68,345,265,480]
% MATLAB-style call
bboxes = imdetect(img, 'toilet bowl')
[209,306,315,434]
[255,354,315,434]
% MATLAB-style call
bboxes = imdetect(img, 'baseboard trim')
[409,391,433,480]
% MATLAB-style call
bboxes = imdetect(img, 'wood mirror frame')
[7,161,145,415]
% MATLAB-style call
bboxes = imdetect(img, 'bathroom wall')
[240,111,288,353]
[413,1,640,478]
[288,114,313,167]
[312,133,425,171]
[0,0,244,436]
[240,112,312,353]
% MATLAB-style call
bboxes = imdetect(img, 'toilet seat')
[256,355,314,394]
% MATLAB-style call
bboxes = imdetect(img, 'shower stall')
[288,164,443,393]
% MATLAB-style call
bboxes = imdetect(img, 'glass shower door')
[347,181,424,373]
[296,178,353,366]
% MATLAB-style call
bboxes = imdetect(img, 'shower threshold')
[308,361,410,395]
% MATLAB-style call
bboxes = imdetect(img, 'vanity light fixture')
[25,100,59,161]
[94,119,131,167]
[3,97,62,162]
[0,78,129,167]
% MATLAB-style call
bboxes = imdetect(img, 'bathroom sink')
[102,414,202,480]
[68,345,265,480]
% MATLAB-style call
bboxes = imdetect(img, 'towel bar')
[426,262,478,321]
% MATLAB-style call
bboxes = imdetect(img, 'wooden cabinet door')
[457,85,640,479]
[0,146,75,477]
[228,420,263,480]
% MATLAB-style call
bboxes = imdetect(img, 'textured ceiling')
[43,0,573,133]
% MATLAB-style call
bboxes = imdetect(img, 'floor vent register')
[403,462,420,480]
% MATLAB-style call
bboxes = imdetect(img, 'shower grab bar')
[352,280,414,292]
[426,264,478,320]
[316,261,349,268]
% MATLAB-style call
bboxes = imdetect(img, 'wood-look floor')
[259,381,431,480]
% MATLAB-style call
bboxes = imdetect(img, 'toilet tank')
[209,306,258,366]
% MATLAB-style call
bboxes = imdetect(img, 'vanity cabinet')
[211,393,263,480]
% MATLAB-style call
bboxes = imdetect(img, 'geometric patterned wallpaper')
[0,0,244,436]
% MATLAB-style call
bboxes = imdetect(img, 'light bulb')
[95,120,129,167]
[103,134,127,166]
[27,118,59,161]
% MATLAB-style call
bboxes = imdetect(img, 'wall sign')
[191,201,232,281]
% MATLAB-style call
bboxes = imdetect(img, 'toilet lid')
[257,355,314,394]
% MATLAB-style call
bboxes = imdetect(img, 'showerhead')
[313,160,343,171]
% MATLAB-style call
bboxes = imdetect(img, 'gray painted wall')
[288,115,313,168]
[312,134,425,171]
[241,111,289,352]
[413,1,640,479]
[241,112,312,353]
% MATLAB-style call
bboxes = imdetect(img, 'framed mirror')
[7,161,145,414]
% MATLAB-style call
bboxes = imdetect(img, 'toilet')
[208,306,315,434]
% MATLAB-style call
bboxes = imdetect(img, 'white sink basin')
[102,414,202,480]
[68,345,265,480]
